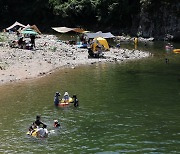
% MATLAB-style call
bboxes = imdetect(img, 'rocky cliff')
[137,1,180,41]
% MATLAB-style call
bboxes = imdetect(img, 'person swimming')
[54,120,60,128]
[36,124,48,138]
[72,95,79,107]
[28,115,47,136]
[54,92,61,106]
[63,92,70,102]
[34,115,45,128]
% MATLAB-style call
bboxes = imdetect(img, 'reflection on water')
[0,41,180,153]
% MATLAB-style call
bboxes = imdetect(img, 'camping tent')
[52,27,85,33]
[85,31,115,39]
[6,21,26,31]
[88,37,110,57]
[92,37,110,51]
[23,25,41,34]
[20,28,38,35]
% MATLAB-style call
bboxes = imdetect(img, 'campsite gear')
[84,31,115,39]
[21,28,38,35]
[77,42,87,48]
[23,25,41,34]
[52,27,85,33]
[92,37,109,51]
[88,37,109,58]
[6,21,26,31]
[173,49,180,53]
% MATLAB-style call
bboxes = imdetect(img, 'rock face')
[137,1,180,41]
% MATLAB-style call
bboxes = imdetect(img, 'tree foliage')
[48,0,141,29]
[0,0,179,36]
[0,0,141,29]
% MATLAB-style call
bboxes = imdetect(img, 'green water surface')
[0,41,180,153]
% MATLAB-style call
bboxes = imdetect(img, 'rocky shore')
[115,35,154,42]
[0,33,151,85]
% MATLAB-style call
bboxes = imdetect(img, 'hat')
[54,120,58,123]
[64,92,69,96]
[55,92,60,96]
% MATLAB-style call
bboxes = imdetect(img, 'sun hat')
[54,120,58,123]
[64,92,69,95]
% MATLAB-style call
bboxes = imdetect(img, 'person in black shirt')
[54,92,61,106]
[30,34,36,48]
[28,115,46,136]
[34,115,45,127]
[73,95,79,107]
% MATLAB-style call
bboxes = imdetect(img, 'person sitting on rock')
[18,37,24,49]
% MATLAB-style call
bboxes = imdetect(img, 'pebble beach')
[0,33,151,85]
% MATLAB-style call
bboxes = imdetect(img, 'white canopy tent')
[52,27,85,33]
[6,21,26,31]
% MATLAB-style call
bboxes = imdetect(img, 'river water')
[0,41,180,153]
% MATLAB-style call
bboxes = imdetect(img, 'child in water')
[54,120,60,128]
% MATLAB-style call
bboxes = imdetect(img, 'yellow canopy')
[92,37,110,51]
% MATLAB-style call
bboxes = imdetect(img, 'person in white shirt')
[37,124,48,138]
[63,92,69,102]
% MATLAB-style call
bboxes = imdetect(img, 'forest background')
[0,0,179,40]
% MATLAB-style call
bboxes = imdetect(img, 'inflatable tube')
[59,102,70,107]
[27,129,38,138]
[60,97,73,103]
[27,129,48,138]
[59,97,73,107]
[173,49,180,53]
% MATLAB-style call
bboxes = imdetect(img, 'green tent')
[21,28,38,35]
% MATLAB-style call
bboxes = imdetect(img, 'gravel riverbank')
[0,33,151,85]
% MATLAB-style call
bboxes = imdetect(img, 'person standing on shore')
[30,34,36,48]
